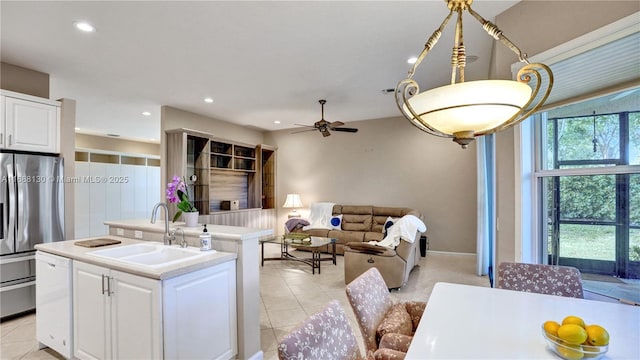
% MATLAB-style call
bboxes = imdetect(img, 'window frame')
[514,13,640,264]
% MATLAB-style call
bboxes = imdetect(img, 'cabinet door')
[4,96,59,153]
[163,260,237,359]
[110,270,162,360]
[73,261,111,360]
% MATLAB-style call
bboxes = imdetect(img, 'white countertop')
[35,236,237,280]
[104,219,273,240]
[406,282,640,359]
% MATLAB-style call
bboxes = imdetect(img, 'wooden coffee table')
[260,235,336,274]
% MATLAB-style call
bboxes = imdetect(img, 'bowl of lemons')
[541,315,609,360]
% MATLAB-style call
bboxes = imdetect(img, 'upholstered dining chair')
[345,267,426,358]
[277,300,363,360]
[496,262,584,298]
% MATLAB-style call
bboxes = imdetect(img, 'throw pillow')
[382,216,397,238]
[376,303,413,344]
[329,214,343,230]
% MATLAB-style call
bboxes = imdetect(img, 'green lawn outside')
[554,224,640,261]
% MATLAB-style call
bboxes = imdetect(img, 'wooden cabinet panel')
[166,130,275,221]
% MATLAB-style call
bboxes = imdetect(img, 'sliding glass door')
[537,90,640,279]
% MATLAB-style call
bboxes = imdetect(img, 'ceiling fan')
[292,100,358,137]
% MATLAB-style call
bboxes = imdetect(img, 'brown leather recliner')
[343,236,420,290]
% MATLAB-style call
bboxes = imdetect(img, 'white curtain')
[476,135,496,285]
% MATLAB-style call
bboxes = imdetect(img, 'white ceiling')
[1,0,518,143]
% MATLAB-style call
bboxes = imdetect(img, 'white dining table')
[406,282,640,359]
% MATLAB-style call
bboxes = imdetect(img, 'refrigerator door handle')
[7,164,15,245]
[0,254,36,265]
[0,280,36,293]
[15,163,25,240]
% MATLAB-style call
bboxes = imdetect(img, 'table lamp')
[283,194,303,218]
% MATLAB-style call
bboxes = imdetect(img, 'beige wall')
[60,99,76,240]
[161,106,265,146]
[0,62,50,98]
[492,1,639,264]
[266,116,478,253]
[76,133,160,156]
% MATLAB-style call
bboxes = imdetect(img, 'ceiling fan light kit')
[395,0,553,148]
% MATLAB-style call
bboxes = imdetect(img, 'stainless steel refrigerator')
[0,152,64,319]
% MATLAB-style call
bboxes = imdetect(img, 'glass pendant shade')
[404,80,533,135]
[395,0,553,148]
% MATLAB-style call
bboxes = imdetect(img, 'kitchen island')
[104,219,272,360]
[36,236,238,359]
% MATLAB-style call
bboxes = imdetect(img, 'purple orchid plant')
[166,176,197,222]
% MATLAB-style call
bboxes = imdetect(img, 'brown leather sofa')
[292,205,423,289]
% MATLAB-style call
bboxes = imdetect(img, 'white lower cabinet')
[73,261,162,360]
[163,260,237,359]
[72,259,236,360]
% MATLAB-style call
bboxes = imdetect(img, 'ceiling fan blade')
[329,121,344,128]
[332,127,358,133]
[293,123,316,128]
[321,129,331,137]
[291,128,320,134]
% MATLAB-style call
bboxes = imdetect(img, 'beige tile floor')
[1,248,488,360]
[258,248,489,360]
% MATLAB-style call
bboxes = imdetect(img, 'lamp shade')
[403,80,532,135]
[283,194,303,208]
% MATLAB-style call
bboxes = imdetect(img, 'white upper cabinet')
[1,90,60,153]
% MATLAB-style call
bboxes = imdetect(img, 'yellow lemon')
[544,320,562,337]
[562,315,586,328]
[557,344,584,360]
[581,345,601,358]
[585,324,609,346]
[558,324,588,345]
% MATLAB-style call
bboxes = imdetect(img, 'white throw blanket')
[369,214,426,249]
[302,202,335,230]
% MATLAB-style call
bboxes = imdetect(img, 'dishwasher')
[36,251,72,359]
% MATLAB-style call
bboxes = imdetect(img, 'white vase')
[183,211,199,227]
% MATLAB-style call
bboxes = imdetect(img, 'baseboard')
[426,250,476,257]
[247,350,264,360]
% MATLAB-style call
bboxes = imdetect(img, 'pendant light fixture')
[395,0,554,148]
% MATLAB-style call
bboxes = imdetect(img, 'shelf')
[211,141,232,155]
[234,145,256,159]
[211,154,233,169]
[234,158,256,171]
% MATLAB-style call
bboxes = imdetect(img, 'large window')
[536,89,640,278]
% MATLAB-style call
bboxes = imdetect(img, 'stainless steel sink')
[88,243,210,268]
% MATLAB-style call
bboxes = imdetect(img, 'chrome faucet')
[175,227,187,248]
[150,202,176,245]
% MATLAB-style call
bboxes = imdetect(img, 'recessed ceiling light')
[142,111,151,116]
[274,120,281,124]
[204,97,214,103]
[74,127,80,131]
[74,21,95,32]
[407,57,418,64]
